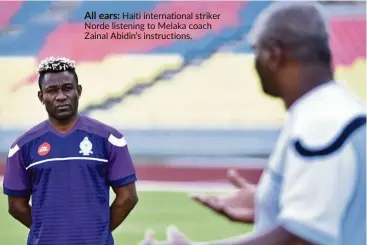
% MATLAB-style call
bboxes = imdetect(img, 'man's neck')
[48,114,79,133]
[282,65,333,109]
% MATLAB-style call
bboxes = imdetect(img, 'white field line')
[0,177,235,192]
[136,180,235,192]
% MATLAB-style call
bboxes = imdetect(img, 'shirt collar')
[288,81,337,115]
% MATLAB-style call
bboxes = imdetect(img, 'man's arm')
[3,143,32,228]
[197,226,312,245]
[8,196,32,228]
[110,182,138,231]
[148,225,311,245]
[107,131,138,231]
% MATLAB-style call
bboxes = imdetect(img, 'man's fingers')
[227,169,249,189]
[222,207,254,223]
[167,225,190,245]
[167,225,180,240]
[189,193,204,201]
[138,229,156,245]
[190,193,213,205]
[141,229,170,245]
[145,229,157,243]
[145,229,156,240]
[189,194,222,210]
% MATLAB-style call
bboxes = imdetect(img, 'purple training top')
[3,115,137,245]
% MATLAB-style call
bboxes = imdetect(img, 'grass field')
[0,188,253,245]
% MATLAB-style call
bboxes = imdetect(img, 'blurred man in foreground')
[140,2,366,245]
[3,57,138,245]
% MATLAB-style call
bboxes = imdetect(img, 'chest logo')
[38,142,51,156]
[79,137,93,156]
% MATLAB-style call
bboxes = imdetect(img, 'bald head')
[249,2,331,64]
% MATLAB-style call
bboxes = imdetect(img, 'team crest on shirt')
[79,137,93,156]
[38,142,51,156]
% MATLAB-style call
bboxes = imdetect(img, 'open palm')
[189,169,256,223]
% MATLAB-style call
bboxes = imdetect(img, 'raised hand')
[139,226,193,245]
[139,229,168,245]
[189,169,256,223]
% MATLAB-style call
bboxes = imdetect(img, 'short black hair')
[37,57,79,91]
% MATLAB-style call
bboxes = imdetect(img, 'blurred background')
[0,1,365,244]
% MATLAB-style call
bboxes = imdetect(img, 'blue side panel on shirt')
[340,124,366,245]
[3,187,31,197]
[108,173,137,187]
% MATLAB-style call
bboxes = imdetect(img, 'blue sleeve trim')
[280,217,337,245]
[3,187,31,197]
[293,115,366,158]
[108,174,137,188]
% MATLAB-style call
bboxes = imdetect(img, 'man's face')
[38,71,82,122]
[253,43,281,97]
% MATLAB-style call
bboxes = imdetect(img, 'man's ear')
[77,85,82,99]
[38,91,44,104]
[267,45,284,72]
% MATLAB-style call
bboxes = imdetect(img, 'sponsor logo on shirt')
[38,142,51,156]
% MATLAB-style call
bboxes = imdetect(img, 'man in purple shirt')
[3,57,138,245]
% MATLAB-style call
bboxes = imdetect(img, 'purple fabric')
[107,142,135,183]
[78,116,136,185]
[4,149,31,195]
[12,121,48,148]
[79,116,117,139]
[4,121,48,195]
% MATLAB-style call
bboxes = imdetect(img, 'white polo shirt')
[254,81,366,245]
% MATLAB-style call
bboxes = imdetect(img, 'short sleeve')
[278,119,358,245]
[106,132,137,188]
[3,144,32,197]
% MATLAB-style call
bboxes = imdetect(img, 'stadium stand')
[0,1,22,27]
[0,2,365,243]
[88,54,286,128]
[0,1,365,131]
[330,18,366,66]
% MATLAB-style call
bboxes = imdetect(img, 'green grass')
[0,190,253,245]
